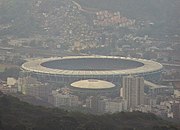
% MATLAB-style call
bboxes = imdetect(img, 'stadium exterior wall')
[21,56,163,85]
[21,69,163,85]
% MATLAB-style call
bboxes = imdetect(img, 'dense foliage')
[0,92,179,130]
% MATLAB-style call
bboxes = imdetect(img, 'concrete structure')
[18,76,39,94]
[122,76,144,109]
[7,77,17,86]
[144,95,157,106]
[134,105,152,113]
[51,90,79,107]
[172,101,180,119]
[86,96,127,113]
[105,98,127,113]
[85,96,107,113]
[70,79,117,97]
[21,56,163,85]
[145,80,174,96]
[25,83,52,100]
[0,85,18,93]
[18,76,53,100]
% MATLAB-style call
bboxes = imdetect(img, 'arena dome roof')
[71,79,115,89]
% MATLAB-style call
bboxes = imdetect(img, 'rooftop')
[71,79,115,89]
[22,56,163,76]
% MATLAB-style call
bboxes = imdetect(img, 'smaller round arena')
[70,79,118,97]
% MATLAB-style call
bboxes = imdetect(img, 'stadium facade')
[21,56,163,85]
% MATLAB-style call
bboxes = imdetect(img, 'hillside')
[0,92,179,130]
[76,0,180,21]
[76,0,180,36]
[0,0,87,37]
[0,0,179,37]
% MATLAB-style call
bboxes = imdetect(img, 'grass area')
[0,64,18,72]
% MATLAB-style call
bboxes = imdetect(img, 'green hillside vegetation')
[0,92,179,130]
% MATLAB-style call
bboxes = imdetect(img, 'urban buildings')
[49,90,79,108]
[85,96,127,113]
[172,101,180,119]
[105,97,127,113]
[18,76,54,100]
[122,76,144,109]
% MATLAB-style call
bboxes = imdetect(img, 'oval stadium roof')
[21,56,163,76]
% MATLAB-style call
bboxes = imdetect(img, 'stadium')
[21,56,163,85]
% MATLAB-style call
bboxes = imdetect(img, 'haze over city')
[0,0,180,129]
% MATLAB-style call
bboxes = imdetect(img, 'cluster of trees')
[0,93,179,130]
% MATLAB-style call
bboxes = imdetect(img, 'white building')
[105,98,127,113]
[7,77,17,86]
[51,90,79,107]
[85,96,107,113]
[18,76,39,94]
[134,105,152,113]
[0,84,18,93]
[25,83,52,100]
[85,96,127,113]
[145,80,174,96]
[144,95,157,106]
[18,76,53,100]
[122,76,144,109]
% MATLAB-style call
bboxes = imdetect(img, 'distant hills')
[76,0,180,36]
[0,0,40,36]
[0,0,179,37]
[0,92,179,130]
[76,0,180,21]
